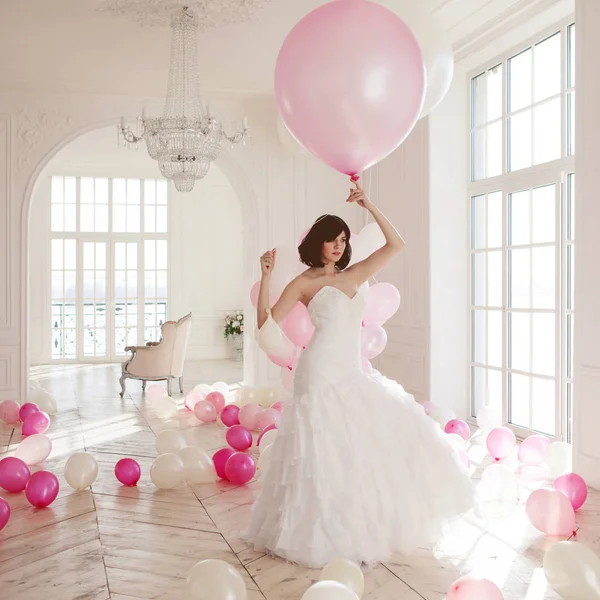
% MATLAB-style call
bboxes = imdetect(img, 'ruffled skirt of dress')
[242,369,474,568]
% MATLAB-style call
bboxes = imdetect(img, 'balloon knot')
[361,320,365,327]
[350,174,360,182]
[573,530,577,536]
[287,366,293,371]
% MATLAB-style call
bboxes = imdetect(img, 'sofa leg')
[167,378,172,396]
[119,373,127,398]
[179,376,184,394]
[142,380,147,391]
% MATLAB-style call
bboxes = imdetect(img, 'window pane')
[51,205,64,232]
[488,310,502,368]
[80,205,94,232]
[510,248,530,308]
[471,195,486,249]
[472,72,487,127]
[145,240,156,269]
[487,122,502,177]
[51,176,63,203]
[508,110,532,171]
[156,207,168,233]
[532,377,555,435]
[534,98,561,164]
[113,179,126,204]
[472,310,486,363]
[157,241,168,270]
[509,48,532,112]
[472,128,486,181]
[487,369,503,415]
[51,239,63,269]
[487,251,502,307]
[487,65,503,121]
[510,312,530,372]
[145,179,156,204]
[96,205,109,233]
[157,180,168,204]
[509,190,530,246]
[568,24,575,89]
[81,177,94,203]
[472,253,486,305]
[127,179,141,204]
[64,177,76,204]
[64,205,76,232]
[567,314,574,379]
[532,313,555,377]
[487,192,502,248]
[145,206,156,233]
[113,205,126,232]
[532,246,555,309]
[567,245,574,311]
[534,33,561,102]
[567,91,575,156]
[531,185,555,244]
[127,205,140,233]
[96,178,109,203]
[510,373,530,428]
[471,366,486,416]
[567,174,575,241]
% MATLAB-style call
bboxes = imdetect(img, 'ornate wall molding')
[14,109,73,169]
[96,0,273,29]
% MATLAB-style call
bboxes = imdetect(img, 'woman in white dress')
[244,182,474,568]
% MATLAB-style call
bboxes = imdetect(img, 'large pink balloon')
[363,283,401,326]
[554,473,588,511]
[525,489,576,536]
[0,400,20,425]
[224,453,256,486]
[0,457,31,493]
[0,497,9,531]
[361,325,387,359]
[22,411,50,436]
[447,575,504,600]
[486,427,516,461]
[518,434,550,465]
[250,281,277,308]
[282,302,315,349]
[25,471,59,508]
[275,0,425,175]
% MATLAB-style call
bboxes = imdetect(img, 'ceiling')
[0,0,571,96]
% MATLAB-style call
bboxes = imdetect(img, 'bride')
[243,181,474,568]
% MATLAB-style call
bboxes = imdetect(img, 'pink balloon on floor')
[275,0,425,175]
[282,302,315,349]
[526,489,576,535]
[225,453,256,486]
[361,325,387,359]
[25,471,59,508]
[239,403,262,431]
[114,458,141,486]
[184,391,204,411]
[270,401,285,413]
[0,400,20,425]
[0,457,31,493]
[205,392,226,414]
[445,419,470,441]
[518,434,550,466]
[18,402,39,422]
[554,473,588,511]
[363,283,401,326]
[257,424,278,446]
[447,575,504,600]
[220,404,240,428]
[22,411,50,436]
[257,408,281,432]
[213,448,236,480]
[226,425,253,452]
[486,427,516,461]
[194,400,217,423]
[0,496,9,531]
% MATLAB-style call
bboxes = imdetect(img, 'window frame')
[467,18,575,442]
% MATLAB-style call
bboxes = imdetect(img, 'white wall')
[28,127,244,365]
[573,0,600,488]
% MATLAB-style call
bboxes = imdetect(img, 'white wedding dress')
[244,282,474,568]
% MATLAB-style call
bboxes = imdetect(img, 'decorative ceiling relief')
[96,0,273,29]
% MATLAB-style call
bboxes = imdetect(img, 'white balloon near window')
[378,1,454,119]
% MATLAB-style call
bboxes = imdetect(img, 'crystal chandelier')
[118,6,248,193]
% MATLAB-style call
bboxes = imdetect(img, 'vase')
[228,334,244,362]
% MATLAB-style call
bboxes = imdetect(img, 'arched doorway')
[23,120,259,391]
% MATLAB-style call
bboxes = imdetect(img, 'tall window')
[51,176,169,361]
[469,22,575,442]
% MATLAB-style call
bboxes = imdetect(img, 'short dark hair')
[298,214,352,270]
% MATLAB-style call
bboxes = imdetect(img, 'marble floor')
[0,361,597,600]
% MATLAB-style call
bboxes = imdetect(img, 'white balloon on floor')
[153,396,178,420]
[319,559,365,598]
[156,429,187,455]
[185,559,248,600]
[543,541,600,599]
[15,433,52,465]
[302,581,359,600]
[256,443,273,474]
[30,388,58,415]
[65,452,99,490]
[150,453,184,489]
[179,446,217,484]
[544,441,573,475]
[212,381,229,397]
[258,429,277,452]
